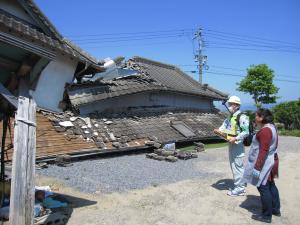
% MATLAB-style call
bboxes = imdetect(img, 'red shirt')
[255,126,279,181]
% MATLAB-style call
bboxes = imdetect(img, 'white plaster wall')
[31,55,77,112]
[79,92,213,115]
[0,0,38,25]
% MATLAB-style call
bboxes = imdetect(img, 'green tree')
[237,64,279,108]
[272,99,300,129]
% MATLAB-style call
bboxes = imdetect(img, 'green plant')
[237,64,279,108]
[272,100,300,129]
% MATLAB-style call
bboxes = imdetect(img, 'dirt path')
[37,136,300,225]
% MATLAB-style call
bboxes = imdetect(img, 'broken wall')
[78,91,213,115]
[31,55,78,112]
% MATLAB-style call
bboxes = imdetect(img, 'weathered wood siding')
[0,112,96,161]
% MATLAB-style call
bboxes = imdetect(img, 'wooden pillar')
[9,96,36,225]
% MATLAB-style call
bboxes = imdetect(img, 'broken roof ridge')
[132,56,176,70]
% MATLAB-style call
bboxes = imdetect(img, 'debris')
[55,154,72,167]
[36,162,48,169]
[165,155,178,162]
[153,142,161,148]
[69,116,78,122]
[194,142,205,152]
[105,121,113,125]
[54,126,66,132]
[112,142,120,148]
[160,150,175,157]
[59,121,74,127]
[145,141,155,146]
[109,133,116,141]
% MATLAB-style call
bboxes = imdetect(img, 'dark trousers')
[257,180,281,218]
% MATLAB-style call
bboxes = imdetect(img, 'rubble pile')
[146,147,200,163]
[40,109,223,153]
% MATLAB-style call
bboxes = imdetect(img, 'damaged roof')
[67,75,169,107]
[2,110,225,161]
[129,56,228,99]
[0,0,103,69]
[66,57,227,107]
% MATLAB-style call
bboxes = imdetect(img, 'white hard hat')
[228,96,241,105]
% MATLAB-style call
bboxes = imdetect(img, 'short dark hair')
[256,108,274,124]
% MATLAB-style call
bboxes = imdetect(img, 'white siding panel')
[31,55,77,112]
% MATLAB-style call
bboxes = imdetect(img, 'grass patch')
[177,142,227,152]
[278,129,300,137]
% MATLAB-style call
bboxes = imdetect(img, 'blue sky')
[36,0,300,107]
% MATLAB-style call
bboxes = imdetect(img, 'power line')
[204,28,300,47]
[67,28,195,38]
[179,64,300,79]
[203,71,300,83]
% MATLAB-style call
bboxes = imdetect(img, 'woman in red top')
[243,109,281,223]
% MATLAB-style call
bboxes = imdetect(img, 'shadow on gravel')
[41,193,97,224]
[240,195,261,214]
[211,178,234,190]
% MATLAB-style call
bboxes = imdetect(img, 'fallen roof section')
[1,110,225,162]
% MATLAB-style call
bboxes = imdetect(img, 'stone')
[112,142,120,148]
[81,125,88,129]
[95,142,106,148]
[105,121,113,125]
[165,156,178,162]
[54,126,66,132]
[145,141,155,146]
[161,150,175,157]
[70,117,78,122]
[73,128,81,135]
[109,133,116,141]
[55,154,72,167]
[154,149,163,155]
[153,142,161,149]
[93,132,99,136]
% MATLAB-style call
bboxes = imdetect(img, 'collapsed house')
[1,0,228,162]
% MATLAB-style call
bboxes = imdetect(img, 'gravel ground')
[37,151,220,193]
[35,136,300,225]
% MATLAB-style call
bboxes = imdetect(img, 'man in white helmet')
[215,96,250,196]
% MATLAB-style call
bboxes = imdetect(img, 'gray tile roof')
[0,1,103,69]
[67,76,168,107]
[129,56,228,100]
[43,110,225,147]
[67,56,227,107]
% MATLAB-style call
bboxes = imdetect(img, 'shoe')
[227,189,246,196]
[272,210,281,217]
[251,214,271,223]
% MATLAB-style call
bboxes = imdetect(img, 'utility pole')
[194,28,207,84]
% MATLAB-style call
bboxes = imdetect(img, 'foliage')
[278,129,300,137]
[237,64,279,108]
[272,99,300,129]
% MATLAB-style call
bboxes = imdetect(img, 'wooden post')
[9,96,36,225]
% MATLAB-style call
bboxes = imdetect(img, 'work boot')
[251,214,272,223]
[227,189,245,197]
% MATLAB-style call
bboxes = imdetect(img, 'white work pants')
[228,142,246,191]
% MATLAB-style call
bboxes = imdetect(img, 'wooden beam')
[9,84,36,225]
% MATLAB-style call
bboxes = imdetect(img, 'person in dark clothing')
[243,108,281,223]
